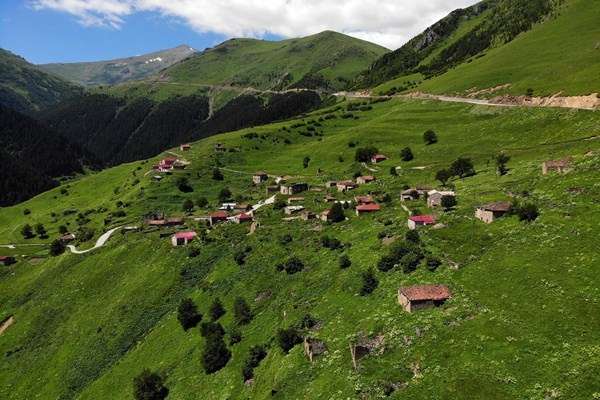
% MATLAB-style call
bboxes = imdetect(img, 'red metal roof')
[173,231,197,240]
[210,212,229,218]
[237,213,253,220]
[399,284,451,301]
[355,195,374,204]
[156,163,171,168]
[356,204,380,211]
[373,154,387,159]
[0,256,8,261]
[409,215,435,224]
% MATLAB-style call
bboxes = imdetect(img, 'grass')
[0,97,598,399]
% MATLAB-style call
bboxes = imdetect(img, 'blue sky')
[0,0,477,65]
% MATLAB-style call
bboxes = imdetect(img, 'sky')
[1,0,478,65]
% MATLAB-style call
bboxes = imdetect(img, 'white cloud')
[29,0,478,49]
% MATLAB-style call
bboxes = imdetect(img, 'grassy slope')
[374,0,600,97]
[0,98,599,399]
[163,31,389,91]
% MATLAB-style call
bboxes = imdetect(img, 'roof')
[355,195,374,204]
[416,185,433,191]
[338,180,355,186]
[544,157,572,167]
[356,204,380,211]
[173,231,197,240]
[372,154,387,159]
[399,284,451,301]
[409,215,435,224]
[236,213,253,220]
[322,210,331,216]
[162,157,176,163]
[0,256,10,261]
[360,175,374,180]
[156,163,171,168]
[148,220,167,225]
[428,190,455,197]
[211,212,229,218]
[253,172,268,175]
[479,201,512,212]
[233,204,248,210]
[167,217,183,223]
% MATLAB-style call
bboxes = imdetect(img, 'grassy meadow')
[0,97,599,399]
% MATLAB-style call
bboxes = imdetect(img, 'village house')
[401,185,433,201]
[542,157,572,174]
[301,211,316,221]
[280,182,309,195]
[147,219,167,227]
[171,231,197,246]
[180,144,191,151]
[475,201,512,223]
[60,234,76,243]
[210,212,229,226]
[284,205,305,215]
[325,181,338,188]
[172,162,186,170]
[356,175,375,185]
[323,195,336,202]
[371,154,387,163]
[320,210,330,222]
[234,213,253,224]
[253,172,269,184]
[287,197,305,204]
[397,284,452,312]
[154,163,171,172]
[266,185,279,194]
[337,180,356,193]
[355,204,380,216]
[232,204,250,214]
[214,144,226,152]
[160,157,176,165]
[219,203,236,211]
[407,215,435,229]
[354,195,375,205]
[166,217,184,226]
[427,190,456,208]
[0,256,16,266]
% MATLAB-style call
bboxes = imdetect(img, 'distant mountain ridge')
[38,45,199,87]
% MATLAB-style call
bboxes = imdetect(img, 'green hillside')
[0,49,82,115]
[363,0,599,98]
[159,31,389,92]
[1,97,598,399]
[38,45,199,87]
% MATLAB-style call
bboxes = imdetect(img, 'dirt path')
[0,316,14,334]
[67,227,121,254]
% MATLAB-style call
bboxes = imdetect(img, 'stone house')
[542,157,572,174]
[210,212,229,226]
[284,206,305,215]
[253,172,268,184]
[407,215,435,229]
[266,185,279,194]
[427,190,456,208]
[234,213,253,224]
[354,195,374,205]
[475,201,512,223]
[398,284,452,312]
[355,204,380,216]
[280,182,309,195]
[356,175,374,184]
[337,180,356,192]
[180,144,191,151]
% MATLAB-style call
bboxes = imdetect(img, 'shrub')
[233,297,252,326]
[212,168,224,181]
[425,255,442,272]
[175,176,193,192]
[496,153,511,176]
[234,250,246,266]
[360,268,378,295]
[196,197,209,209]
[21,224,34,239]
[228,326,242,345]
[435,169,452,186]
[282,256,304,274]
[389,167,398,176]
[339,254,352,269]
[329,202,345,223]
[441,195,457,210]
[177,298,202,331]
[423,130,438,145]
[23,208,31,215]
[188,246,200,258]
[199,321,225,339]
[354,146,378,162]
[279,233,293,245]
[400,252,420,273]
[201,333,231,374]
[218,188,232,203]
[208,298,226,321]
[133,369,169,400]
[400,147,414,161]
[517,203,539,222]
[35,223,47,238]
[182,199,194,212]
[405,230,420,244]
[241,344,268,381]
[49,239,66,256]
[59,225,68,234]
[377,255,396,272]
[276,326,303,353]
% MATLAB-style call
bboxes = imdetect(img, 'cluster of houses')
[153,157,187,173]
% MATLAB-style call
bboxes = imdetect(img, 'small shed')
[172,231,197,246]
[355,204,380,216]
[371,154,387,163]
[280,182,309,195]
[161,157,176,165]
[408,215,435,229]
[398,284,451,312]
[356,176,374,184]
[266,185,279,194]
[253,172,268,184]
[0,256,16,266]
[427,190,455,208]
[172,162,186,170]
[287,197,305,204]
[180,144,191,151]
[337,180,356,192]
[60,234,76,243]
[475,201,512,223]
[166,217,184,226]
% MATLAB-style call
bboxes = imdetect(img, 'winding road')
[66,227,121,254]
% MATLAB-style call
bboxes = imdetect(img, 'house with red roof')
[371,154,387,163]
[355,204,380,216]
[154,163,172,172]
[407,215,435,229]
[0,256,16,266]
[180,144,191,151]
[235,213,253,224]
[171,231,197,246]
[475,201,512,223]
[210,212,229,226]
[320,210,331,222]
[161,157,176,165]
[398,284,452,312]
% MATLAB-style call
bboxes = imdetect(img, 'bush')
[59,225,68,234]
[241,344,268,381]
[360,268,378,295]
[212,168,224,181]
[389,167,398,176]
[23,208,31,215]
[450,156,475,178]
[423,130,438,145]
[339,254,352,269]
[435,169,452,185]
[517,203,539,222]
[233,297,252,326]
[200,321,225,339]
[405,230,420,244]
[233,250,246,266]
[177,298,202,331]
[441,195,457,210]
[354,146,379,162]
[49,239,66,256]
[321,235,342,250]
[182,199,194,212]
[196,197,209,209]
[425,255,442,272]
[228,326,242,345]
[400,147,414,161]
[329,202,345,223]
[282,256,304,274]
[400,252,420,273]
[21,224,34,239]
[208,298,226,321]
[218,188,232,203]
[377,255,396,272]
[175,176,193,192]
[188,246,200,258]
[276,326,303,353]
[133,369,169,400]
[201,332,231,374]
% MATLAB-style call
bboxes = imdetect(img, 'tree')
[450,156,475,178]
[233,296,252,326]
[360,268,378,295]
[49,239,66,256]
[441,195,457,210]
[196,197,209,209]
[435,169,452,186]
[517,203,539,222]
[389,166,398,176]
[182,199,194,213]
[21,224,34,239]
[354,146,379,162]
[218,188,232,203]
[35,223,47,238]
[282,256,304,274]
[400,146,414,161]
[495,153,511,176]
[175,176,192,192]
[58,225,68,234]
[242,344,268,381]
[133,369,169,400]
[339,254,352,269]
[208,298,226,321]
[423,130,438,145]
[276,326,302,353]
[177,297,202,331]
[212,168,224,181]
[201,332,231,374]
[405,230,420,244]
[329,202,345,223]
[233,250,246,266]
[425,255,442,272]
[303,155,310,168]
[377,254,396,272]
